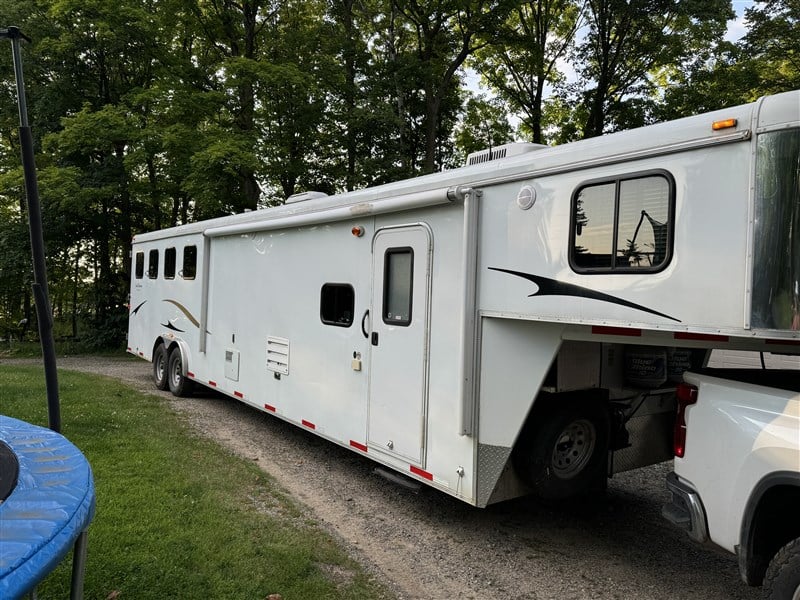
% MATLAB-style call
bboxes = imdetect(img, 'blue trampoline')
[0,415,96,599]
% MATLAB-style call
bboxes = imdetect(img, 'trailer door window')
[571,171,673,273]
[135,252,144,279]
[320,284,355,327]
[164,247,176,279]
[148,249,159,279]
[182,245,197,280]
[383,248,413,326]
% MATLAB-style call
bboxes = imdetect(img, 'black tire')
[764,537,800,600]
[152,343,169,391]
[513,395,609,500]
[167,348,194,398]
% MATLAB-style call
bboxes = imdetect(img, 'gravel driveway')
[3,355,761,600]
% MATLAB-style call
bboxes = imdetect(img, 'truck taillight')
[674,383,698,458]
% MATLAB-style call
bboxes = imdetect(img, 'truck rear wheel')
[764,537,800,600]
[168,348,194,398]
[514,396,609,500]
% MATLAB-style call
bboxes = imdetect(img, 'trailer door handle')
[361,309,370,339]
[371,332,379,346]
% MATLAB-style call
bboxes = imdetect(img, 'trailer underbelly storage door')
[368,225,432,465]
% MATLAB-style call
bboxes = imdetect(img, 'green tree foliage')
[472,0,584,143]
[452,94,513,165]
[560,0,733,139]
[0,0,795,348]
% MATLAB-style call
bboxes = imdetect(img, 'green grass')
[0,366,392,600]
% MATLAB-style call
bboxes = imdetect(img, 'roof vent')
[465,142,548,167]
[286,191,328,204]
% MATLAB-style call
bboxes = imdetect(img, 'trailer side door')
[368,224,432,465]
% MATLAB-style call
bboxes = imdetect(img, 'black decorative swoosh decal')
[161,321,185,333]
[131,301,146,315]
[489,267,681,323]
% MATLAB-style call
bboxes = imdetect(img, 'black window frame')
[147,249,159,279]
[382,247,414,326]
[569,169,675,274]
[134,251,144,279]
[320,283,355,328]
[182,245,197,280]
[164,247,177,280]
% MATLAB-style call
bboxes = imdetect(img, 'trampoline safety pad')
[0,415,96,599]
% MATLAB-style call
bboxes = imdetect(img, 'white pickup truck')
[662,369,800,599]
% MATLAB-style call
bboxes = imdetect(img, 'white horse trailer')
[128,90,800,507]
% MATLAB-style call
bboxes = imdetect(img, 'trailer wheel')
[514,396,609,500]
[152,343,169,391]
[167,348,194,398]
[764,537,800,600]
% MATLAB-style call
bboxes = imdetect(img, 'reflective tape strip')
[591,326,641,337]
[234,391,244,399]
[302,419,316,430]
[410,465,433,481]
[264,404,276,412]
[209,380,217,387]
[350,440,367,452]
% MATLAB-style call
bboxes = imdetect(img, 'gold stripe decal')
[163,299,200,328]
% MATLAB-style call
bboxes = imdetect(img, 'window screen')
[148,249,159,279]
[135,252,144,279]
[571,172,673,273]
[320,284,355,327]
[383,248,413,325]
[183,245,197,280]
[164,247,176,279]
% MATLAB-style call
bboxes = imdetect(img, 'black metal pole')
[2,26,61,433]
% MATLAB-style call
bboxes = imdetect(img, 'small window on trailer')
[134,252,144,279]
[148,249,159,279]
[383,247,413,326]
[182,245,197,280]
[320,284,355,327]
[164,247,176,279]
[570,170,674,273]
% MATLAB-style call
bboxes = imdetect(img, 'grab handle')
[361,309,370,339]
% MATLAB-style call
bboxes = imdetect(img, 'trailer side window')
[148,249,159,279]
[164,247,176,279]
[571,171,673,273]
[320,284,355,327]
[135,252,144,279]
[182,245,197,280]
[383,248,413,326]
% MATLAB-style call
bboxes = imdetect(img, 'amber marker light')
[351,225,365,237]
[712,118,737,131]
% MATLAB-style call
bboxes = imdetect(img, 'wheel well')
[152,338,165,358]
[743,483,800,585]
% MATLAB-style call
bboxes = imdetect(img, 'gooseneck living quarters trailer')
[128,90,800,507]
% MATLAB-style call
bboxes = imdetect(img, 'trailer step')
[373,467,422,493]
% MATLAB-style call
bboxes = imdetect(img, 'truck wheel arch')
[738,472,800,586]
